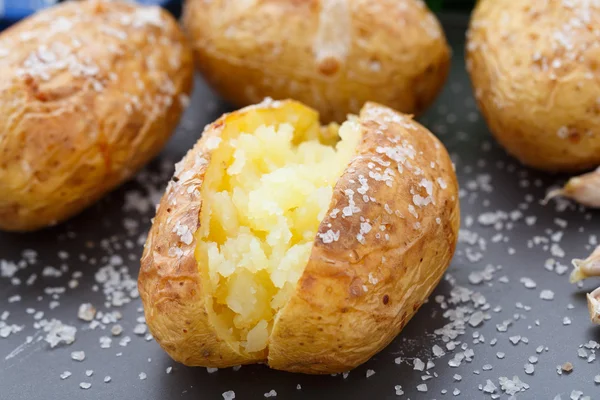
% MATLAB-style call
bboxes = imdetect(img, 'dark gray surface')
[1,15,599,400]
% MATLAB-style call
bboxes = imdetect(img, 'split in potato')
[197,115,361,353]
[139,99,460,374]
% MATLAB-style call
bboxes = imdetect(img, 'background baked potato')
[183,0,450,123]
[0,0,194,231]
[139,99,460,374]
[466,0,600,172]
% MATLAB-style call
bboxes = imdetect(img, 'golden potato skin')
[0,0,194,231]
[183,0,450,123]
[467,0,600,172]
[139,100,459,374]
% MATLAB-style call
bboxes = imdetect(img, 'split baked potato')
[0,0,194,231]
[183,0,450,123]
[139,99,460,374]
[467,0,600,172]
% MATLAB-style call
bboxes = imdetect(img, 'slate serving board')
[1,14,599,400]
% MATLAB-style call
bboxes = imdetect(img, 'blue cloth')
[0,0,178,28]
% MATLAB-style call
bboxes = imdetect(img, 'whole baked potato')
[183,0,450,123]
[0,0,194,231]
[139,99,460,374]
[467,0,600,172]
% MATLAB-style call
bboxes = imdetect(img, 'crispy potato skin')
[139,100,459,374]
[0,1,194,231]
[183,0,450,123]
[466,0,600,172]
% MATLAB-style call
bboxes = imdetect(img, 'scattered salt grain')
[133,324,147,335]
[570,391,583,400]
[60,371,71,380]
[79,382,91,390]
[99,336,112,349]
[223,390,235,400]
[483,379,497,393]
[366,369,376,378]
[77,303,96,322]
[264,389,277,398]
[524,364,535,375]
[44,320,76,348]
[520,277,537,289]
[111,324,123,336]
[71,351,85,361]
[432,344,445,357]
[499,376,529,395]
[469,311,485,327]
[139,372,147,380]
[394,385,404,396]
[540,290,555,301]
[413,358,425,371]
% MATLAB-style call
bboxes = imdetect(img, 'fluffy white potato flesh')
[196,117,361,354]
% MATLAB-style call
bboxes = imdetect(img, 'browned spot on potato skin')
[318,57,340,76]
[300,274,316,291]
[567,128,582,143]
[383,294,389,305]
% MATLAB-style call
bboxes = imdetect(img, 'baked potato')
[138,99,460,374]
[466,0,600,172]
[183,0,450,123]
[0,0,194,231]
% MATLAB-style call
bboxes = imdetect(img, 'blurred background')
[0,0,181,28]
[426,0,477,12]
[0,0,475,29]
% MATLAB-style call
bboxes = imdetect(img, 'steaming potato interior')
[195,117,361,353]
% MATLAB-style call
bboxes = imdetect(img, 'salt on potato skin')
[139,99,459,374]
[0,1,194,231]
[467,0,600,172]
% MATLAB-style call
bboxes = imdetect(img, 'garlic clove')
[546,167,600,208]
[570,246,600,283]
[586,287,600,325]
